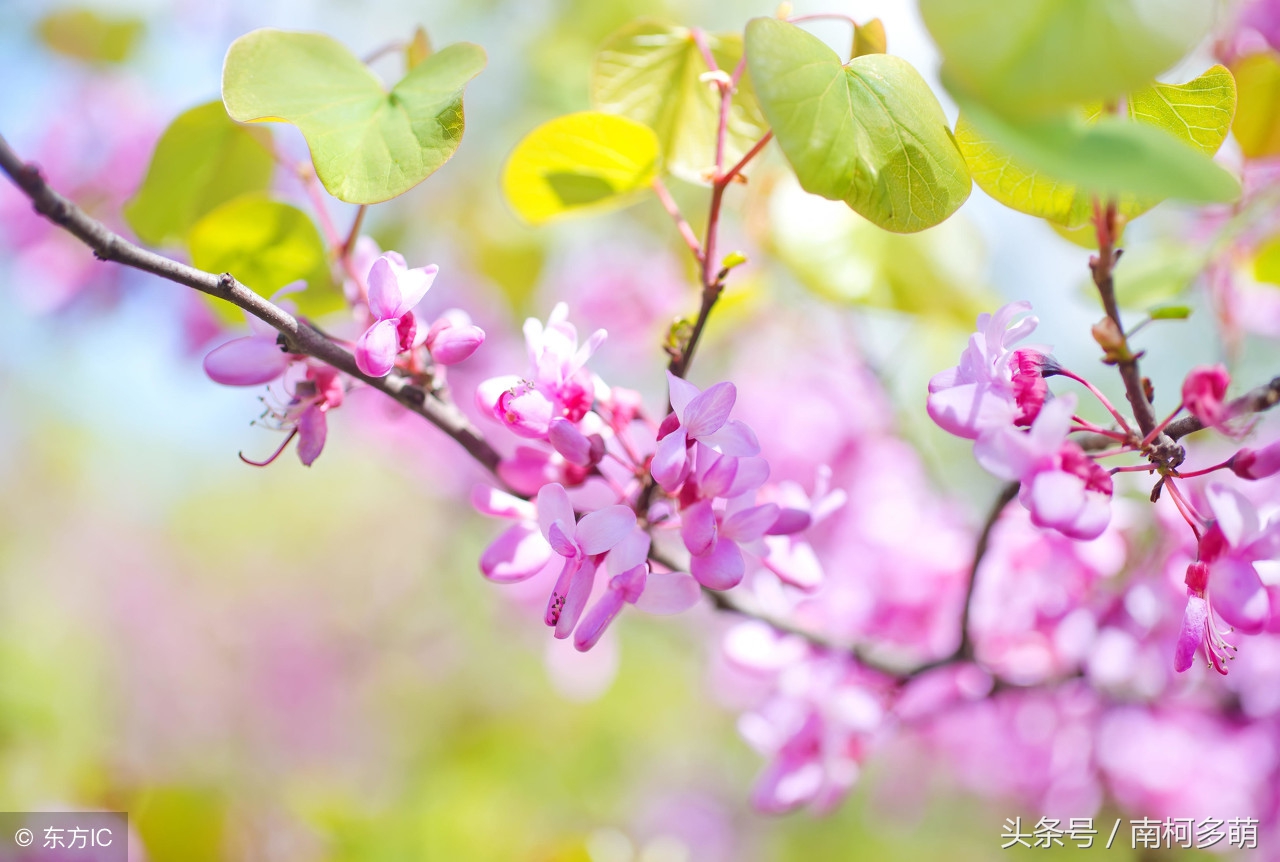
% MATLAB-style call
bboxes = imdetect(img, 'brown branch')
[0,134,502,474]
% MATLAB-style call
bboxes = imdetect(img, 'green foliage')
[957,66,1238,228]
[222,29,486,204]
[502,111,661,225]
[852,18,887,58]
[745,18,970,234]
[1233,51,1280,159]
[956,96,1240,215]
[187,194,340,323]
[37,8,144,64]
[590,20,768,182]
[131,788,227,862]
[919,0,1211,113]
[1148,304,1192,320]
[125,101,275,247]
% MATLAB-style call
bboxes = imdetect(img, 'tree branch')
[1166,375,1280,441]
[0,134,502,474]
[670,482,1020,681]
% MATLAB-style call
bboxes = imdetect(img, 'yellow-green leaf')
[853,19,887,58]
[188,194,340,323]
[125,101,275,247]
[958,66,1238,228]
[223,30,485,204]
[1232,51,1280,158]
[37,8,144,65]
[502,112,660,225]
[746,17,971,233]
[590,20,767,183]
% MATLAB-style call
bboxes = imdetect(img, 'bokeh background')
[0,0,1266,858]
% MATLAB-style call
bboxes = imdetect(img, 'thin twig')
[0,135,502,474]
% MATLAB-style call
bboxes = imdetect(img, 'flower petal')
[355,318,400,377]
[203,335,290,386]
[366,255,404,320]
[1214,556,1270,635]
[683,382,737,437]
[296,404,327,466]
[651,427,690,492]
[575,505,638,555]
[700,419,761,456]
[555,558,598,638]
[691,539,745,590]
[536,483,575,542]
[635,571,701,615]
[470,485,536,520]
[666,371,700,419]
[1174,594,1208,673]
[681,499,718,556]
[722,503,781,542]
[574,588,626,651]
[480,522,553,583]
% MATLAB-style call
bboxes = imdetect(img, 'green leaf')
[125,102,275,247]
[1232,52,1280,159]
[920,0,1212,113]
[222,29,486,204]
[591,20,768,183]
[502,111,660,225]
[188,194,340,323]
[957,96,1240,214]
[37,8,144,65]
[745,17,970,233]
[958,66,1238,227]
[852,19,887,58]
[1149,304,1192,320]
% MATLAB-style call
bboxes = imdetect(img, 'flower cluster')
[471,304,841,652]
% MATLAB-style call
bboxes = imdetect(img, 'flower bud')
[1231,441,1280,479]
[1182,364,1230,428]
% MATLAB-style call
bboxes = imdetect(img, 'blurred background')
[0,0,1265,858]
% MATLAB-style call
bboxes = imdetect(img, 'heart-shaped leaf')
[502,111,661,225]
[957,66,1238,228]
[222,29,485,204]
[746,17,970,233]
[38,8,144,65]
[591,20,768,183]
[920,0,1212,113]
[188,194,340,323]
[125,101,275,247]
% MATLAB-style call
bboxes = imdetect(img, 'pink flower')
[202,284,343,466]
[572,529,701,652]
[472,486,554,584]
[974,395,1113,540]
[477,303,605,439]
[1196,483,1280,635]
[682,495,781,590]
[927,301,1049,439]
[652,373,761,492]
[424,311,485,365]
[537,483,636,639]
[1232,441,1280,479]
[1182,365,1231,429]
[1174,561,1236,674]
[354,253,438,377]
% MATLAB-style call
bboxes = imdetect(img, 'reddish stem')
[652,178,703,262]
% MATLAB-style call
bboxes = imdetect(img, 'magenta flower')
[652,372,761,492]
[927,301,1048,439]
[682,496,781,590]
[537,483,636,639]
[477,303,605,439]
[1174,561,1236,674]
[974,394,1113,540]
[1232,441,1280,479]
[1196,483,1280,635]
[472,485,554,584]
[573,529,701,652]
[355,253,438,377]
[424,311,485,366]
[1182,364,1231,429]
[203,285,343,466]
